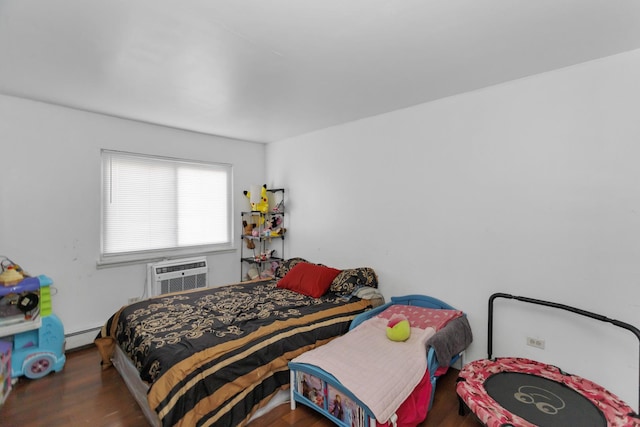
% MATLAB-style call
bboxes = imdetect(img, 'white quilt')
[291,316,435,423]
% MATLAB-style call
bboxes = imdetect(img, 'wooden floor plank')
[1,345,483,426]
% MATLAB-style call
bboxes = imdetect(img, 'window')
[100,150,232,264]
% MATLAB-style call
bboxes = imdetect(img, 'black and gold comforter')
[95,278,373,427]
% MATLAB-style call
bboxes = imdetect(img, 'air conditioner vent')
[147,257,208,297]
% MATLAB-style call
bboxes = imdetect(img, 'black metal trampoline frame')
[488,292,640,413]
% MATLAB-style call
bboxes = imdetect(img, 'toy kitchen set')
[0,260,66,405]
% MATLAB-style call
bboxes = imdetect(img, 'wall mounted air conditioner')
[147,257,208,297]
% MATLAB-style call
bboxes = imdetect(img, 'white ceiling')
[1,1,640,143]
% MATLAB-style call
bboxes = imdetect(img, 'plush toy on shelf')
[270,215,282,229]
[243,184,269,213]
[246,266,260,280]
[272,198,285,213]
[260,261,280,279]
[256,185,269,213]
[242,221,256,249]
[243,189,254,210]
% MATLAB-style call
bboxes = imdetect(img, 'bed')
[95,258,384,427]
[456,293,640,427]
[288,294,473,427]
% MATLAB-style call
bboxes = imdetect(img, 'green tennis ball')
[386,316,411,342]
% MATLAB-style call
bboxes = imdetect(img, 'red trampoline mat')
[456,357,640,427]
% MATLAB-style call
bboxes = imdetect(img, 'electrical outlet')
[128,297,140,304]
[526,337,545,349]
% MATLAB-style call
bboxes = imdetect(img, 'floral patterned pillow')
[275,257,309,278]
[330,267,378,295]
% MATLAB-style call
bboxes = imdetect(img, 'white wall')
[267,49,640,408]
[0,95,264,344]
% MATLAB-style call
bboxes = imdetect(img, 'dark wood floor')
[1,345,483,426]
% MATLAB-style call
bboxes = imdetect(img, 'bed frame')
[289,294,467,427]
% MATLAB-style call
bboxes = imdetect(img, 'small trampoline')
[456,293,640,427]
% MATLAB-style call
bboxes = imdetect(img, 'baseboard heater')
[65,326,102,350]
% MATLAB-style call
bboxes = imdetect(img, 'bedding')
[95,276,379,427]
[276,262,341,297]
[330,267,379,295]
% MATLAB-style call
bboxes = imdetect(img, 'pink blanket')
[291,316,435,423]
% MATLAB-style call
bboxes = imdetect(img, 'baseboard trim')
[65,326,101,350]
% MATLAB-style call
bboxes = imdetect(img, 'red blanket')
[377,369,433,427]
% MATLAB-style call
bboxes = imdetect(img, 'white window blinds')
[101,150,232,260]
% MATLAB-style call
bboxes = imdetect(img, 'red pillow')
[277,262,341,298]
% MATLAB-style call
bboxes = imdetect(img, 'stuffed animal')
[272,199,285,213]
[247,266,260,280]
[243,184,269,213]
[270,226,286,237]
[242,220,255,249]
[243,189,255,210]
[259,260,280,279]
[256,185,269,213]
[270,215,282,229]
[386,314,411,342]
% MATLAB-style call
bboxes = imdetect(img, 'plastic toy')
[0,265,23,286]
[11,315,66,379]
[0,340,10,404]
[0,275,66,379]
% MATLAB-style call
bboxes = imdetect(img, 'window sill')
[96,246,236,269]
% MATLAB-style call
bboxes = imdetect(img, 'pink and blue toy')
[0,275,66,379]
